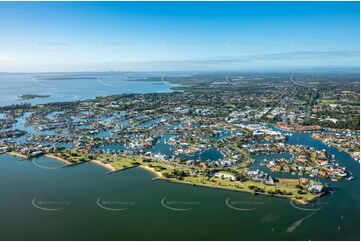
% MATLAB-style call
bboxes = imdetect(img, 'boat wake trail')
[287,211,316,233]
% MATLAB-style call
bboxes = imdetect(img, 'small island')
[18,94,50,100]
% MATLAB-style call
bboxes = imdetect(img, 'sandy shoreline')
[43,154,115,171]
[90,160,116,172]
[7,152,28,159]
[44,155,161,176]
[3,152,313,204]
[5,152,170,179]
[45,154,72,165]
[139,165,163,178]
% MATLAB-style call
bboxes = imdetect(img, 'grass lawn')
[173,175,318,203]
[57,152,90,164]
[96,155,143,170]
[54,150,318,203]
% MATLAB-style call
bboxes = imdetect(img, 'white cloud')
[0,53,33,63]
[0,53,17,62]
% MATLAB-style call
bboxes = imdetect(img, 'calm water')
[0,74,359,240]
[0,73,179,106]
[0,131,359,240]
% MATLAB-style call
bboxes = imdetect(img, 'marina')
[0,73,359,240]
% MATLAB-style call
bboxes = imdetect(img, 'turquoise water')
[0,73,179,106]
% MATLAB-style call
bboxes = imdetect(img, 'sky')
[0,1,359,72]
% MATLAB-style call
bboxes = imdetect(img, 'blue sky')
[0,1,359,72]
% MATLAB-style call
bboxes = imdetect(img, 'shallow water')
[0,73,179,106]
